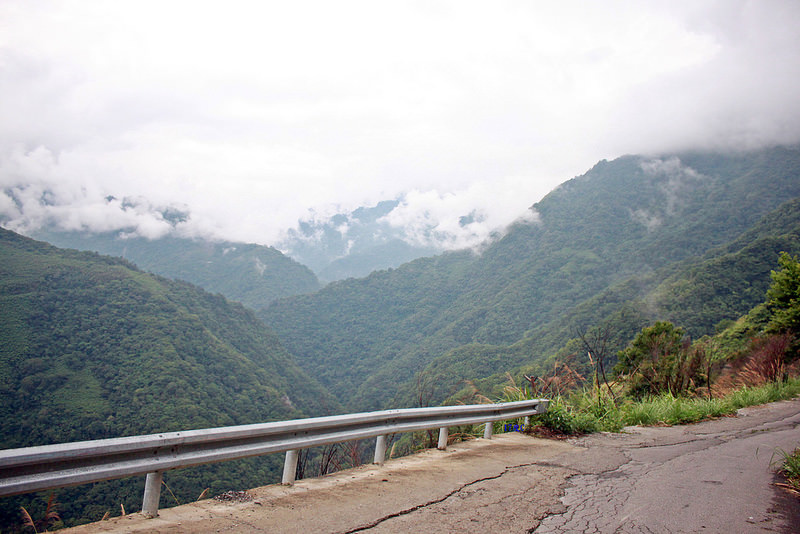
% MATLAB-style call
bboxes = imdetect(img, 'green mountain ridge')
[417,196,800,405]
[30,232,321,309]
[259,145,800,410]
[0,229,340,528]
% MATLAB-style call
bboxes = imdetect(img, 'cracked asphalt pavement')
[63,398,800,534]
[535,398,800,533]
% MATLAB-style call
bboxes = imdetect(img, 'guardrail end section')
[141,471,163,518]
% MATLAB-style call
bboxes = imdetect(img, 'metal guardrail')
[0,399,548,517]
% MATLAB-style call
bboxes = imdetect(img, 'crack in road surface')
[534,400,800,533]
[341,459,574,534]
[342,462,544,533]
[534,458,653,533]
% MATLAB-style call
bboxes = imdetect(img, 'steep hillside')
[260,146,800,410]
[416,196,800,405]
[0,229,339,528]
[32,232,321,309]
[645,196,800,335]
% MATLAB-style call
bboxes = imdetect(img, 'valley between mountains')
[2,144,800,529]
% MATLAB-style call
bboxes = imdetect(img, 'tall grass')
[527,378,800,434]
[620,394,729,427]
[724,379,800,408]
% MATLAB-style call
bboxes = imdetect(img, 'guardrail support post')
[282,449,299,485]
[483,421,493,439]
[141,471,162,518]
[374,435,387,465]
[524,415,531,429]
[437,427,448,450]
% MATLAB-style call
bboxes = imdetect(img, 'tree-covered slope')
[417,196,800,406]
[32,232,321,309]
[262,251,476,406]
[646,197,800,336]
[260,145,800,410]
[0,229,339,527]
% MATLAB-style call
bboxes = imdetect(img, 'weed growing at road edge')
[772,447,800,495]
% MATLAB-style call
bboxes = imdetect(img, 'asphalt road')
[63,398,800,534]
[535,399,800,533]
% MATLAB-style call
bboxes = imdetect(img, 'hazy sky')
[1,0,799,249]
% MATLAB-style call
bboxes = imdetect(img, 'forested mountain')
[32,232,321,309]
[3,145,799,528]
[260,145,800,410]
[0,229,340,528]
[277,200,441,282]
[414,196,800,405]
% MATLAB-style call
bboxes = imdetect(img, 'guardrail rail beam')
[0,399,548,517]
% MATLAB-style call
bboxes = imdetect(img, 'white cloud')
[0,0,798,248]
[381,177,542,250]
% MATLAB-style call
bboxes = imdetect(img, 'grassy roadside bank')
[525,377,800,435]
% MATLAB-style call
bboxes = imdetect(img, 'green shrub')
[531,396,602,435]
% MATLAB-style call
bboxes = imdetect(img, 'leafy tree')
[766,252,800,337]
[615,322,701,397]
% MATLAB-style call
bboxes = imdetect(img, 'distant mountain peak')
[277,199,443,281]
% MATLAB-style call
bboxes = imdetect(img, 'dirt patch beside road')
[62,433,576,534]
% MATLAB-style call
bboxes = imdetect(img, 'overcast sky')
[1,0,799,249]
